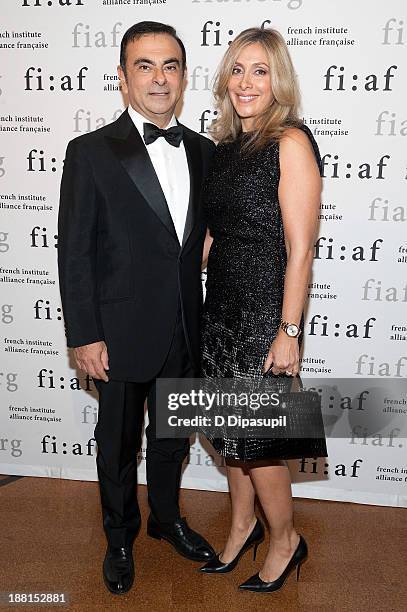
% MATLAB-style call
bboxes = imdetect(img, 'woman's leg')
[249,460,300,581]
[219,459,257,563]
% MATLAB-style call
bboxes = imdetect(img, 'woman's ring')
[286,370,293,376]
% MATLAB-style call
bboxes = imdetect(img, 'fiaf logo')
[22,0,84,6]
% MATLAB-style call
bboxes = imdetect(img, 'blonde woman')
[199,27,325,593]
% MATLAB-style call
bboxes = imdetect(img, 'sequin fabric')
[201,123,322,461]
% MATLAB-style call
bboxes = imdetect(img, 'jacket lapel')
[181,126,203,250]
[105,110,179,244]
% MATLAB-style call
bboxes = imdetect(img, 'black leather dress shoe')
[147,514,215,562]
[103,545,135,595]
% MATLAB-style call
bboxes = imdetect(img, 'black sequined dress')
[201,124,321,461]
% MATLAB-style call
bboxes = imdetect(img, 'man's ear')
[182,66,188,90]
[117,64,128,94]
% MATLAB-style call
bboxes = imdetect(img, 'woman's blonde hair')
[209,27,301,152]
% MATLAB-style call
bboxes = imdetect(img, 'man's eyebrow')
[163,57,181,66]
[133,58,154,66]
[133,57,181,66]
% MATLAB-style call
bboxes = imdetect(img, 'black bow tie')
[143,122,183,147]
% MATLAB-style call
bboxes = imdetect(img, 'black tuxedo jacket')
[57,109,216,382]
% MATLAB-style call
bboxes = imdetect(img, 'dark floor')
[0,475,405,611]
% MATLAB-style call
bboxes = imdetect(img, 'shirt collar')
[127,104,177,139]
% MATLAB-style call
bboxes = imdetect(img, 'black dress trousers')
[93,303,194,548]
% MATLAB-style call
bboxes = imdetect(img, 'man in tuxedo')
[57,21,216,594]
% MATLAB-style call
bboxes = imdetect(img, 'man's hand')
[74,341,109,382]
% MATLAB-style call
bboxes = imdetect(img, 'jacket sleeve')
[57,138,104,348]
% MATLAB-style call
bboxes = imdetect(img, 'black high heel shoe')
[238,534,307,593]
[199,518,265,574]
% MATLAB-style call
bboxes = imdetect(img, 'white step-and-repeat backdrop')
[0,0,406,507]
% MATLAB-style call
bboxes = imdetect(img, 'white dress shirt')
[128,104,190,245]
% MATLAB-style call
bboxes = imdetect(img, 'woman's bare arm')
[263,127,322,375]
[202,228,214,271]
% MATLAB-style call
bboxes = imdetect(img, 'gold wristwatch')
[280,319,302,338]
